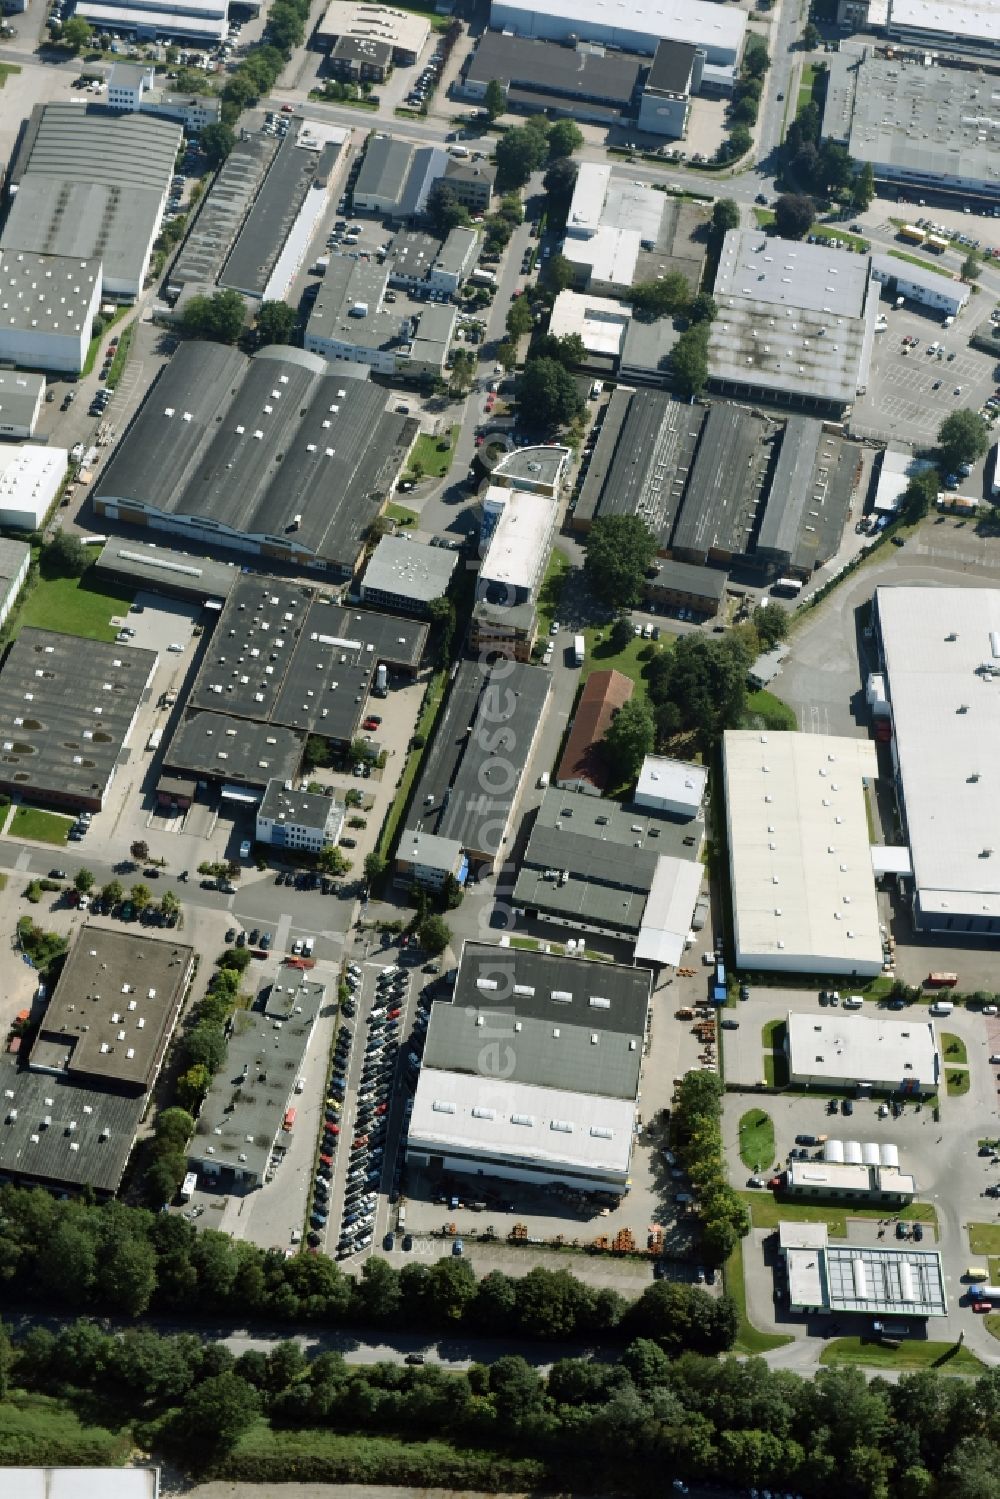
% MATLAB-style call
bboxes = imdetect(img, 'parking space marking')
[275,911,291,952]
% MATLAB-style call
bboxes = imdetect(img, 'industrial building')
[0,629,157,811]
[385,226,478,297]
[561,163,707,296]
[778,1221,947,1320]
[0,540,30,630]
[885,0,999,60]
[489,0,748,79]
[0,251,101,375]
[94,343,413,573]
[316,0,430,64]
[634,755,706,818]
[0,370,45,439]
[163,711,305,794]
[395,829,468,892]
[573,389,705,545]
[3,104,182,300]
[406,941,652,1195]
[822,48,1000,205]
[255,779,344,853]
[460,31,646,125]
[360,534,457,616]
[785,1139,916,1202]
[723,731,884,976]
[94,538,237,607]
[638,40,703,136]
[107,61,223,129]
[404,659,550,872]
[875,586,1000,935]
[512,786,704,956]
[555,669,634,796]
[869,253,970,318]
[354,135,495,221]
[76,0,231,44]
[167,134,279,299]
[304,253,456,378]
[0,444,68,530]
[671,404,770,566]
[646,559,727,618]
[548,289,632,364]
[476,487,559,607]
[785,1010,940,1094]
[753,417,861,580]
[219,130,336,302]
[188,975,323,1191]
[709,229,878,413]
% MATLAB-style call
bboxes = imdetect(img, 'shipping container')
[897,224,926,246]
[283,1107,296,1131]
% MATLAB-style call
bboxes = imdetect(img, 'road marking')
[275,911,291,951]
[14,847,29,872]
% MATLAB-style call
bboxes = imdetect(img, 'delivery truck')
[573,634,585,666]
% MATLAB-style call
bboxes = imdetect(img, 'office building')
[305,253,455,378]
[255,779,344,853]
[646,559,727,618]
[330,34,394,82]
[0,629,157,811]
[490,443,570,497]
[477,487,558,607]
[875,586,1000,934]
[779,1221,947,1319]
[107,61,222,129]
[429,225,479,294]
[395,829,467,892]
[489,0,747,76]
[723,730,884,976]
[407,941,652,1195]
[0,251,101,375]
[785,1140,916,1202]
[0,445,68,530]
[461,31,646,124]
[709,229,878,413]
[549,289,631,363]
[822,48,1000,204]
[77,0,231,44]
[95,344,413,573]
[3,104,182,300]
[555,669,634,795]
[468,598,539,663]
[0,539,30,629]
[360,534,457,616]
[316,0,429,63]
[785,1010,940,1094]
[638,40,702,136]
[869,253,970,317]
[0,370,45,438]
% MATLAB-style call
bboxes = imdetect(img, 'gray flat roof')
[333,33,393,64]
[11,102,181,193]
[96,344,412,567]
[29,925,193,1093]
[424,939,650,1098]
[221,132,330,298]
[647,37,698,93]
[3,179,164,294]
[0,628,156,805]
[652,558,728,598]
[0,370,44,430]
[436,225,478,277]
[407,660,549,860]
[0,538,30,587]
[0,1049,143,1194]
[492,444,569,489]
[362,534,457,604]
[0,251,99,337]
[756,419,857,573]
[306,254,402,348]
[575,388,705,544]
[95,538,237,602]
[672,403,770,561]
[465,31,643,107]
[356,133,413,204]
[169,133,278,290]
[258,777,339,830]
[386,228,441,284]
[190,976,322,1181]
[164,709,303,788]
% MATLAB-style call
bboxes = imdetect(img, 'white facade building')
[476,486,558,606]
[785,1010,941,1093]
[0,445,68,530]
[255,779,344,854]
[549,289,632,360]
[107,63,222,130]
[0,539,31,629]
[0,253,101,374]
[634,755,707,818]
[77,0,230,45]
[723,730,883,975]
[869,254,970,317]
[0,371,45,439]
[489,0,747,68]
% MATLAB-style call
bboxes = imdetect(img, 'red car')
[387,1007,401,1020]
[324,1123,340,1136]
[281,103,293,112]
[319,1153,334,1167]
[768,1175,783,1190]
[367,714,382,726]
[353,1135,368,1149]
[376,1102,389,1115]
[972,1300,992,1313]
[363,718,379,731]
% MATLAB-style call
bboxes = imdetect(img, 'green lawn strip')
[819,1337,984,1373]
[968,1223,1000,1255]
[739,1191,937,1235]
[753,208,776,229]
[946,1069,970,1097]
[940,1031,969,1066]
[384,502,418,526]
[984,1313,1000,1343]
[988,1255,1000,1281]
[751,209,868,252]
[738,1108,775,1171]
[760,1018,788,1088]
[537,546,571,633]
[888,247,957,276]
[581,627,673,706]
[0,1390,131,1465]
[81,303,130,378]
[104,321,134,390]
[723,1242,794,1355]
[797,63,816,108]
[0,63,21,85]
[743,687,797,730]
[15,571,132,642]
[376,670,446,861]
[406,426,460,480]
[9,806,74,846]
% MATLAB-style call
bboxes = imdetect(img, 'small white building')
[476,486,559,606]
[634,754,707,818]
[869,253,970,318]
[0,445,68,530]
[395,829,467,891]
[428,226,479,295]
[255,778,344,854]
[0,252,102,375]
[549,289,632,361]
[785,1010,941,1094]
[0,370,45,440]
[107,63,221,129]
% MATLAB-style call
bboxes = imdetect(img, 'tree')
[752,601,790,649]
[516,356,585,429]
[101,878,124,908]
[506,296,534,339]
[42,532,89,579]
[171,1371,260,1453]
[722,123,752,161]
[200,122,236,168]
[303,734,331,770]
[850,161,875,211]
[546,252,575,293]
[671,323,710,400]
[483,78,507,121]
[130,883,151,912]
[630,272,691,319]
[60,15,91,50]
[220,946,252,973]
[688,292,717,325]
[743,34,770,78]
[176,1064,211,1113]
[363,851,386,885]
[901,466,939,521]
[773,193,814,239]
[427,594,456,666]
[603,698,655,783]
[961,253,980,283]
[318,844,351,876]
[131,840,149,861]
[494,123,549,191]
[802,20,820,48]
[548,119,584,160]
[183,1021,227,1074]
[426,180,470,236]
[99,1233,157,1316]
[818,140,853,196]
[542,158,578,226]
[584,515,658,610]
[181,288,247,344]
[418,913,451,956]
[532,332,587,368]
[74,868,94,894]
[711,198,740,242]
[441,871,463,909]
[938,408,989,472]
[256,301,297,346]
[496,338,518,371]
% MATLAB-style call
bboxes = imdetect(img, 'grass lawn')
[941,1032,969,1066]
[744,688,797,731]
[105,322,134,390]
[739,1108,776,1172]
[0,64,21,86]
[797,63,816,109]
[724,1243,794,1355]
[761,1018,788,1088]
[81,303,130,378]
[751,209,868,253]
[0,1391,130,1465]
[968,1223,1000,1255]
[537,547,571,634]
[16,571,132,643]
[377,670,447,861]
[384,502,418,526]
[819,1337,984,1374]
[985,1313,1000,1343]
[9,806,74,846]
[889,247,955,276]
[406,426,460,480]
[581,626,672,706]
[946,1069,970,1097]
[740,1191,937,1236]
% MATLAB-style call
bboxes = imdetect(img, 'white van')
[843,995,864,1009]
[538,771,550,789]
[929,1000,953,1016]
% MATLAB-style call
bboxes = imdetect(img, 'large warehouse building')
[94,343,413,574]
[406,942,651,1195]
[779,1222,947,1320]
[723,730,884,976]
[876,586,1000,935]
[785,1010,940,1094]
[489,0,747,77]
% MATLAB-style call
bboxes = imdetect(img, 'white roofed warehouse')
[723,730,883,976]
[785,1010,940,1094]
